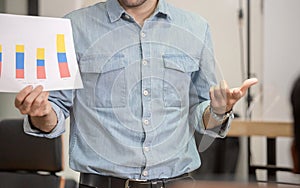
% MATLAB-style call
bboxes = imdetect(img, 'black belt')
[79,173,192,188]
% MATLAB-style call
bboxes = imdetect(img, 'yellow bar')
[16,45,24,53]
[57,34,66,53]
[37,48,45,59]
[0,44,2,52]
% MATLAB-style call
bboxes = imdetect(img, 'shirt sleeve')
[23,102,66,139]
[189,23,234,138]
[23,89,73,139]
[191,100,234,138]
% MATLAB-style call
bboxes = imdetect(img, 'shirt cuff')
[203,111,234,138]
[23,103,66,139]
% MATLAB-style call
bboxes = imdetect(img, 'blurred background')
[0,0,299,186]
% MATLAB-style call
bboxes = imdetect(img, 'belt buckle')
[125,178,147,188]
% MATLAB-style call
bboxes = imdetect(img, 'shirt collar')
[106,0,172,23]
[154,0,172,20]
[106,0,126,22]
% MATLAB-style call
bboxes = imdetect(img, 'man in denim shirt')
[15,0,258,187]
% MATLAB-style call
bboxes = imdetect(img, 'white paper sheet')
[0,13,83,93]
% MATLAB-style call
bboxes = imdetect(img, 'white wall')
[262,0,300,184]
[81,0,105,7]
[263,0,300,122]
[39,0,82,17]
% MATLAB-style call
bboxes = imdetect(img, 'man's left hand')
[210,78,258,114]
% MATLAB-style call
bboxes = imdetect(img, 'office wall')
[263,0,300,122]
[0,0,5,12]
[5,0,27,15]
[39,0,82,17]
[82,0,105,7]
[262,0,300,183]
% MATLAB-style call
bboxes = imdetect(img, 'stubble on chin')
[118,0,148,8]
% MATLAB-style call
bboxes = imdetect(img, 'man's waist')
[79,172,193,188]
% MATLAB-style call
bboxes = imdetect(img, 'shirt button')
[142,170,148,177]
[144,147,150,152]
[143,119,149,125]
[142,60,148,65]
[124,14,130,20]
[143,90,149,96]
[141,32,146,38]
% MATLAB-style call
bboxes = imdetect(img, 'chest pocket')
[163,54,199,107]
[79,54,127,108]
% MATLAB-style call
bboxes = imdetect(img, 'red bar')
[37,66,46,79]
[0,62,2,77]
[59,62,71,78]
[16,69,24,79]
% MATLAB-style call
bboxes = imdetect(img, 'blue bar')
[16,53,24,69]
[0,53,2,62]
[37,59,45,66]
[57,53,67,63]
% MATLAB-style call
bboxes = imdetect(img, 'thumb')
[240,78,258,94]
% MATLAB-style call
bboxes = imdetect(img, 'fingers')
[15,85,50,116]
[230,88,243,99]
[210,80,229,114]
[210,80,229,100]
[30,91,51,116]
[15,85,34,109]
[240,78,258,94]
[230,78,258,99]
[210,78,258,113]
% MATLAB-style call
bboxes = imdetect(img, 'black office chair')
[0,118,77,188]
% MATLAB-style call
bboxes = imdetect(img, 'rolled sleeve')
[23,102,66,139]
[203,112,234,138]
[192,100,234,138]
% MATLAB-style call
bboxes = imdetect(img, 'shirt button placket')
[140,28,151,175]
[143,89,149,96]
[141,31,146,38]
[143,119,149,126]
[142,60,148,66]
[142,170,148,177]
[144,147,150,152]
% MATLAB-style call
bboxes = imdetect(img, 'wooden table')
[226,120,295,184]
[228,120,293,138]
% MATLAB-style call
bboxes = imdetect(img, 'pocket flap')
[163,54,199,72]
[79,54,126,73]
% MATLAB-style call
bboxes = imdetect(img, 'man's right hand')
[15,85,57,132]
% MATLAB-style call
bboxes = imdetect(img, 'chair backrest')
[0,118,65,188]
[0,118,63,172]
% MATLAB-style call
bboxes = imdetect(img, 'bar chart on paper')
[9,35,71,80]
[36,48,46,79]
[0,13,83,92]
[16,45,25,79]
[57,34,71,78]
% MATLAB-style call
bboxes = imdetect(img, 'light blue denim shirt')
[24,0,233,180]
